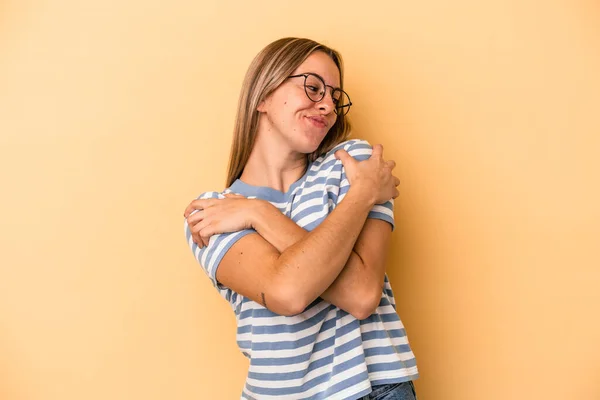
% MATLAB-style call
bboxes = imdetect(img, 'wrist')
[249,199,271,230]
[345,185,377,209]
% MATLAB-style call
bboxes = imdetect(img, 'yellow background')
[1,0,599,399]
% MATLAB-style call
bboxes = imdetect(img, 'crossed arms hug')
[183,144,400,320]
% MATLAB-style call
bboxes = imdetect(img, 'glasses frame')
[288,73,352,116]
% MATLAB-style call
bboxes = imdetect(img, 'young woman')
[184,37,418,400]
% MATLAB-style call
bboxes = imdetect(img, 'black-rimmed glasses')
[288,73,352,116]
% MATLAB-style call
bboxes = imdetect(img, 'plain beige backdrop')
[1,0,599,399]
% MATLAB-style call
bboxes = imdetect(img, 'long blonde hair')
[225,37,352,188]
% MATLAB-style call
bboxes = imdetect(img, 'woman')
[184,37,418,400]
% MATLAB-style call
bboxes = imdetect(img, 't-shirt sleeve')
[183,192,255,289]
[336,140,395,230]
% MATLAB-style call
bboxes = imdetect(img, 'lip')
[305,115,327,128]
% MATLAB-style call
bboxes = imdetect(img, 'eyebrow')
[308,72,341,90]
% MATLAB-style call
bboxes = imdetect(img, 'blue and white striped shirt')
[185,139,418,400]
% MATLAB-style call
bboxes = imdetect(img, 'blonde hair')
[225,37,351,187]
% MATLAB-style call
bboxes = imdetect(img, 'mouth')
[305,115,328,129]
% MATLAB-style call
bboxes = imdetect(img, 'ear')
[256,98,267,113]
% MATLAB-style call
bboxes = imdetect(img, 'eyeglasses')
[288,73,352,116]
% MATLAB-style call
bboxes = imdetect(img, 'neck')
[239,125,308,193]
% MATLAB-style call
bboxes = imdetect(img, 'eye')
[306,85,320,93]
[331,91,341,105]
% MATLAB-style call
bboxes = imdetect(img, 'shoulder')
[193,188,235,201]
[332,138,372,152]
[308,138,374,175]
[315,138,374,165]
[185,189,232,220]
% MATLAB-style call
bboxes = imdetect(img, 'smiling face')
[256,51,341,155]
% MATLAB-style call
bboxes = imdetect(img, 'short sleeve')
[335,140,395,230]
[184,192,255,290]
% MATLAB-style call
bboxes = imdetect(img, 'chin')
[285,127,327,155]
[294,139,323,155]
[301,131,328,153]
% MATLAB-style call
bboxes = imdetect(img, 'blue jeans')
[360,381,417,400]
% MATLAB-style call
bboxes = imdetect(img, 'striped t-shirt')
[185,139,418,400]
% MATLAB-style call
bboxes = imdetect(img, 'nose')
[317,90,336,115]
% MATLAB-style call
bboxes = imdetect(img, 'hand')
[183,194,259,248]
[334,144,400,204]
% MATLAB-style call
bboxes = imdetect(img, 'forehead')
[293,51,341,87]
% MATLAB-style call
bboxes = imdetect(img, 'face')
[257,51,341,155]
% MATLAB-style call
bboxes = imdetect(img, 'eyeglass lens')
[304,74,350,113]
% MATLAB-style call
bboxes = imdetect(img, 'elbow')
[279,303,308,317]
[350,304,376,321]
[349,287,382,320]
[269,284,311,317]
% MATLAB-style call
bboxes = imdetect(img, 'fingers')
[334,149,355,165]
[184,199,207,218]
[183,197,223,218]
[184,194,246,246]
[371,144,384,159]
[183,194,244,218]
[186,211,202,245]
[186,202,228,247]
[394,176,400,186]
[190,217,215,248]
[184,204,210,246]
[200,236,210,248]
[186,210,204,226]
[386,160,396,170]
[193,218,213,248]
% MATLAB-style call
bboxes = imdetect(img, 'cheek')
[284,92,313,110]
[278,100,301,122]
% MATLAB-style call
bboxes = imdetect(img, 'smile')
[305,116,327,128]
